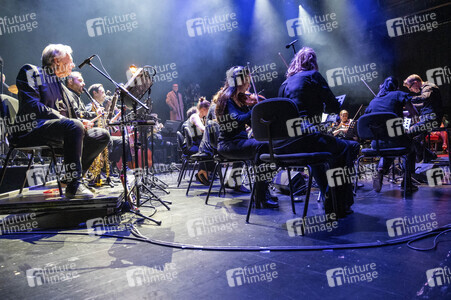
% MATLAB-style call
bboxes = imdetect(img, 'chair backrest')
[183,126,193,149]
[251,98,300,142]
[0,94,19,123]
[176,131,185,151]
[357,112,403,140]
[207,122,220,150]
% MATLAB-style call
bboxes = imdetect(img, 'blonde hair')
[339,110,348,117]
[41,44,73,68]
[286,47,318,78]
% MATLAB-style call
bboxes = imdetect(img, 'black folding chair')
[247,98,336,235]
[0,95,64,196]
[355,112,413,194]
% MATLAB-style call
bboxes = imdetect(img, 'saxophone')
[84,88,116,186]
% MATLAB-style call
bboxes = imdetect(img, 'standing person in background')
[166,83,184,121]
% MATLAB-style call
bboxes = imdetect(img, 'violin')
[237,91,266,106]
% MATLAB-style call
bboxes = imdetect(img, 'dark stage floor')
[0,170,450,300]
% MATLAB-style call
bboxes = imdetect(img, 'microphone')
[78,55,95,69]
[285,39,298,48]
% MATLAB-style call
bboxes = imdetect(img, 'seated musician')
[332,110,352,138]
[65,72,99,120]
[13,44,110,198]
[276,47,359,217]
[365,76,417,193]
[403,74,444,162]
[216,66,278,208]
[185,98,212,185]
[87,83,132,171]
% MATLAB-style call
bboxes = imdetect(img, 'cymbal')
[8,84,18,94]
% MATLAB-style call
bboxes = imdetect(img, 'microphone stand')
[83,61,161,225]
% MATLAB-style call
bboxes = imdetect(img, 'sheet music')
[403,118,411,131]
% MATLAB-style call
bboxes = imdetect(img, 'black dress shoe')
[196,173,210,186]
[255,190,279,209]
[234,185,251,193]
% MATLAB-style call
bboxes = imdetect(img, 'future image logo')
[186,13,238,37]
[326,263,378,287]
[426,167,449,187]
[426,267,451,287]
[0,13,38,36]
[286,13,338,37]
[426,66,451,86]
[326,63,378,87]
[386,117,405,137]
[86,13,138,37]
[226,263,278,287]
[386,213,438,237]
[386,12,438,38]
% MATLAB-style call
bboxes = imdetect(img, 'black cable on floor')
[2,224,450,252]
[406,228,451,251]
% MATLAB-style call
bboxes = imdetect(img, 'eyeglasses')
[407,81,416,89]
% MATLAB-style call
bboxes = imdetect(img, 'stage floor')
[0,170,450,300]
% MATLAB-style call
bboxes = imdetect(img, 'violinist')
[332,110,352,138]
[276,47,359,217]
[184,98,212,185]
[215,66,278,208]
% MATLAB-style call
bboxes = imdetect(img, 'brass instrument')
[84,87,111,186]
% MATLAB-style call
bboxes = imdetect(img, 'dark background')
[0,0,449,121]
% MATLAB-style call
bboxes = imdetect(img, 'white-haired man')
[13,44,110,198]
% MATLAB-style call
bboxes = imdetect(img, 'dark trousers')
[275,133,360,216]
[17,118,110,185]
[408,119,440,162]
[218,137,272,198]
[372,138,415,184]
[109,136,132,163]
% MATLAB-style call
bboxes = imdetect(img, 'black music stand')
[82,60,161,225]
[122,68,171,211]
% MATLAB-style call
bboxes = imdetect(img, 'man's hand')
[82,119,94,130]
[96,107,105,115]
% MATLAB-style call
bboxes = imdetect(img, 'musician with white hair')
[13,44,110,199]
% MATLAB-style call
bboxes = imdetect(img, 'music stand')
[82,60,162,225]
[122,68,171,210]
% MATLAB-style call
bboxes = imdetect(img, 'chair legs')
[0,148,14,187]
[49,147,63,197]
[354,155,364,193]
[206,162,221,204]
[286,168,296,214]
[186,161,199,196]
[20,151,35,194]
[246,181,257,223]
[177,159,187,187]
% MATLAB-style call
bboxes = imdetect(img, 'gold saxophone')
[85,89,118,186]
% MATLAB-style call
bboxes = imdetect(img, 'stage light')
[129,64,138,74]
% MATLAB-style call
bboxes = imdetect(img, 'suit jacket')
[166,90,184,121]
[66,87,96,120]
[15,64,77,137]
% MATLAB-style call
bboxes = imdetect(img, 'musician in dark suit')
[87,83,132,169]
[65,71,97,120]
[365,76,416,192]
[404,74,444,162]
[276,47,359,217]
[13,44,110,198]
